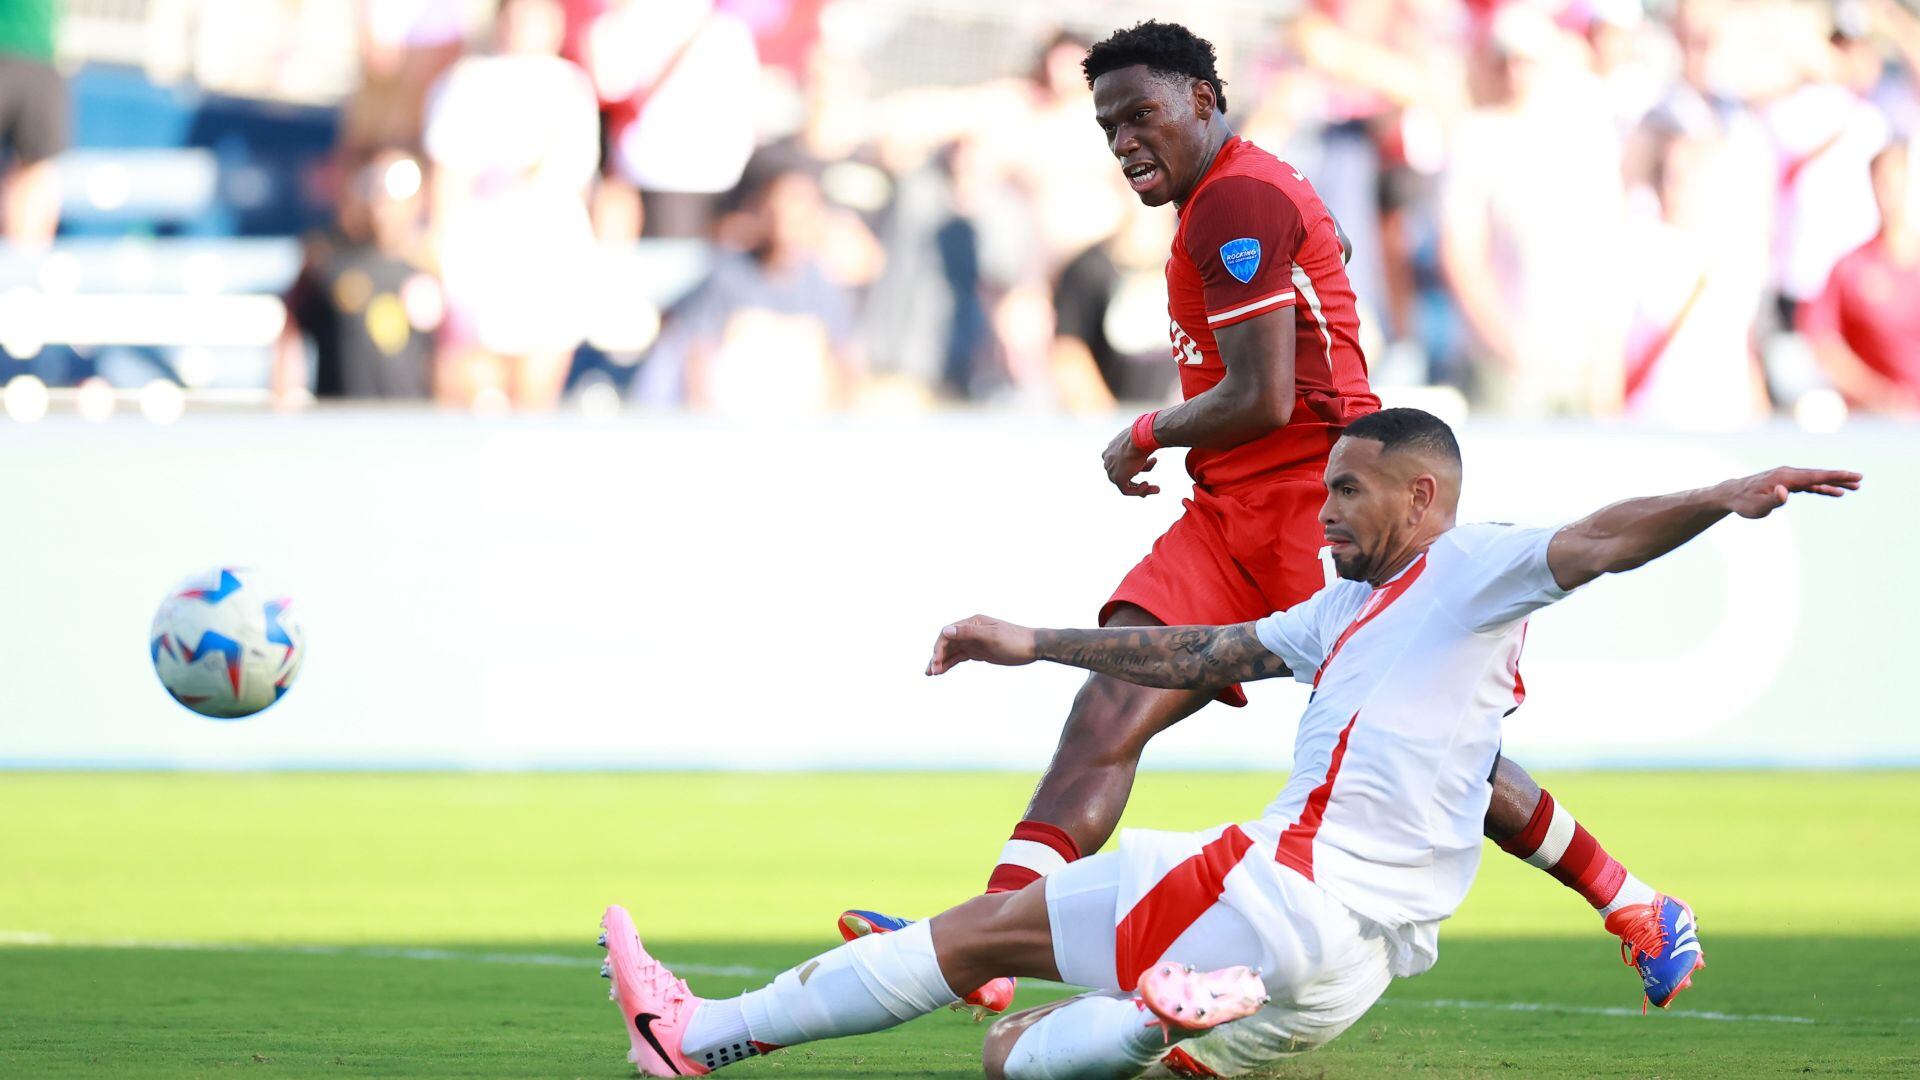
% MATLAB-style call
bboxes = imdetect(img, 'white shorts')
[1043,824,1395,1075]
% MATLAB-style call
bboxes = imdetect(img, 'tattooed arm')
[925,615,1291,690]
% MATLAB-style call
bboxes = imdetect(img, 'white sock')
[1003,992,1175,1080]
[681,998,758,1070]
[1599,872,1658,918]
[723,920,957,1051]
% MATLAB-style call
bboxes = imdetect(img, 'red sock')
[1497,789,1628,909]
[986,820,1081,893]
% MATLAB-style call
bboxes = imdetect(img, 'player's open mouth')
[1124,160,1159,192]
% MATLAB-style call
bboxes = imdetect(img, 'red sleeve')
[1797,252,1849,341]
[1180,175,1304,330]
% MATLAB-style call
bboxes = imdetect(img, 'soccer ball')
[149,567,305,719]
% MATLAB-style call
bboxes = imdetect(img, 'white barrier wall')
[1,412,1912,769]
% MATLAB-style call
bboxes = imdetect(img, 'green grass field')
[4,772,1917,1078]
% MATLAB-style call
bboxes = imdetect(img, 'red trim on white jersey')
[1277,557,1433,881]
[1509,621,1530,708]
[1312,554,1428,688]
[1274,714,1357,880]
[1113,825,1255,991]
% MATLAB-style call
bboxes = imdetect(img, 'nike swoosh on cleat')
[635,1013,680,1075]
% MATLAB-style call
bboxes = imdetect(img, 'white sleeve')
[1438,524,1574,633]
[1253,588,1338,685]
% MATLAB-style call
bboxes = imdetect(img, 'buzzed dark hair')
[1342,408,1461,465]
[1082,20,1228,113]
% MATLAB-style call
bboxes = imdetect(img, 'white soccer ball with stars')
[149,567,305,719]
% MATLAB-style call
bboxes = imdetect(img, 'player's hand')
[1102,426,1160,497]
[1719,467,1862,519]
[927,616,1038,675]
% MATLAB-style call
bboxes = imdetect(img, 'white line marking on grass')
[1394,997,1817,1025]
[0,931,770,978]
[7,932,1911,1029]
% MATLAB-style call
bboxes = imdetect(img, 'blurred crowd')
[8,0,1920,422]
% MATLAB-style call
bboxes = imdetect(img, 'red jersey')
[1798,234,1920,398]
[1166,136,1377,489]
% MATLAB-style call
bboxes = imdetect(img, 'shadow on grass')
[0,936,1914,1078]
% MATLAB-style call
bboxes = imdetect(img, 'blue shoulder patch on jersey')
[1219,237,1261,284]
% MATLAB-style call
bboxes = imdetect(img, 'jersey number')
[1169,321,1204,366]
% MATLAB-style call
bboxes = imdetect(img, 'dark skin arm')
[1546,467,1862,591]
[1102,305,1297,496]
[926,616,1292,691]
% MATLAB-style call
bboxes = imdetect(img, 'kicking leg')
[1483,755,1704,1007]
[842,606,1209,1017]
[598,886,1059,1075]
[986,603,1214,893]
[1484,755,1655,917]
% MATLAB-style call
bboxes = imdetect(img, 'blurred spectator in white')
[859,141,981,399]
[1580,0,1671,137]
[1764,8,1890,325]
[1007,30,1128,276]
[1622,132,1771,427]
[424,0,598,411]
[1800,140,1920,414]
[338,0,467,167]
[0,0,62,248]
[634,153,862,416]
[1441,4,1627,416]
[274,151,440,405]
[1283,0,1458,345]
[579,0,758,238]
[1868,0,1920,135]
[1049,199,1178,411]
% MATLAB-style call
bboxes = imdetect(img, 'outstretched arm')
[1546,467,1862,591]
[925,617,1291,691]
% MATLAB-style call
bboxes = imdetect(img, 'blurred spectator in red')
[1622,132,1771,427]
[1800,140,1920,414]
[424,0,598,411]
[575,0,758,238]
[634,153,863,415]
[274,151,440,405]
[1441,4,1627,415]
[338,0,466,168]
[0,0,63,248]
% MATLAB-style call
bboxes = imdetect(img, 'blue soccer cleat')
[837,909,913,940]
[837,908,1015,1019]
[1605,894,1704,1010]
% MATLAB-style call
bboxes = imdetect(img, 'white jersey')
[1249,523,1572,975]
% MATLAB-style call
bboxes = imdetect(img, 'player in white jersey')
[596,408,1860,1079]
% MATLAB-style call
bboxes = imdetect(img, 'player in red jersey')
[844,21,1688,1028]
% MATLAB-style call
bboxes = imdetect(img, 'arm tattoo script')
[1032,622,1292,690]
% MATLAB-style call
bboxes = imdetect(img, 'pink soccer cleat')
[1135,962,1269,1036]
[599,905,710,1076]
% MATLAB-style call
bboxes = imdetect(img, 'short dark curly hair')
[1082,20,1228,113]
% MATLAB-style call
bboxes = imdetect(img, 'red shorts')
[1102,472,1328,706]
